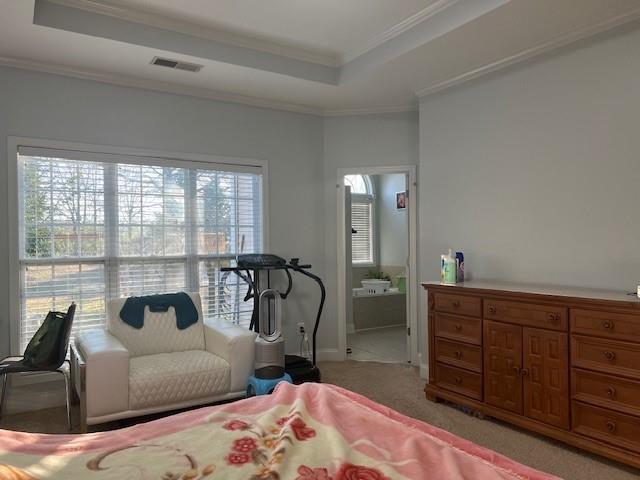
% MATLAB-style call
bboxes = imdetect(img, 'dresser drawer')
[572,402,640,453]
[571,309,640,343]
[434,338,482,373]
[434,312,482,345]
[433,293,481,318]
[571,335,640,380]
[572,368,640,417]
[484,299,567,331]
[435,363,482,400]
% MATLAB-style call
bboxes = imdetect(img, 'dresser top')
[422,280,640,306]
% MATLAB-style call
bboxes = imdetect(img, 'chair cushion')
[107,293,205,357]
[129,350,231,410]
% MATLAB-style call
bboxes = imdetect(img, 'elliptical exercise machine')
[221,254,325,386]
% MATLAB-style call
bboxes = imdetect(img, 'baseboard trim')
[418,353,428,379]
[316,348,344,362]
[352,324,405,333]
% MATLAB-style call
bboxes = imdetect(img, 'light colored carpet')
[320,361,639,480]
[1,361,639,479]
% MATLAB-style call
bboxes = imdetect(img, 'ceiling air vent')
[151,56,203,73]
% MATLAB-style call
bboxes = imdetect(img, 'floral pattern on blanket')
[218,412,390,480]
[0,405,400,480]
[0,383,559,480]
[221,412,315,476]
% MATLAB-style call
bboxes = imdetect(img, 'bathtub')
[352,288,406,331]
[352,287,401,297]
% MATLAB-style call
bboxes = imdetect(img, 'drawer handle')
[520,368,530,377]
[454,324,462,331]
[452,300,461,309]
[454,350,462,359]
[606,386,617,398]
[488,305,497,315]
[454,376,462,385]
[602,320,614,330]
[605,421,617,433]
[603,351,616,361]
[547,313,560,323]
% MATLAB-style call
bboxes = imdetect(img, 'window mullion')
[49,162,54,258]
[104,162,118,299]
[185,169,198,292]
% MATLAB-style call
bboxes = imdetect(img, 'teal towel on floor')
[119,292,198,330]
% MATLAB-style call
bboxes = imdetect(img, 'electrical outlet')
[297,322,306,334]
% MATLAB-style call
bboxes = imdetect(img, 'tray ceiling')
[1,0,639,115]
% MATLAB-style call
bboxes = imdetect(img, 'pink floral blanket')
[0,382,558,479]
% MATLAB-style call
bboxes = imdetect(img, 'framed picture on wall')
[396,191,407,210]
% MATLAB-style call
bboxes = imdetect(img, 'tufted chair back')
[107,292,205,357]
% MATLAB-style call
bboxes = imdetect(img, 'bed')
[0,382,558,479]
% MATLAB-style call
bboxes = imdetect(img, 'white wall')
[378,173,408,267]
[322,113,419,355]
[0,67,420,369]
[4,22,636,374]
[0,66,324,360]
[419,27,640,356]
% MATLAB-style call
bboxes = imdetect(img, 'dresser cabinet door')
[484,320,523,414]
[523,328,570,429]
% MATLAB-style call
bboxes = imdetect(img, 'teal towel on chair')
[120,292,198,330]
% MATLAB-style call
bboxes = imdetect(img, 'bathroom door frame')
[337,165,418,365]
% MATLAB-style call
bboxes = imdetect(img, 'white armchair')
[71,293,256,432]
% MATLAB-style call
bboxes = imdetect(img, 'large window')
[17,148,263,353]
[344,174,375,265]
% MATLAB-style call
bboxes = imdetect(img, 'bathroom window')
[345,175,375,265]
[344,174,372,195]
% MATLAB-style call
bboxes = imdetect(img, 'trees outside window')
[18,154,262,352]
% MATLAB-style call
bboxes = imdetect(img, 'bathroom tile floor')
[347,325,408,363]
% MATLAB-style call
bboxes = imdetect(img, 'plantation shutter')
[351,198,373,264]
[17,146,263,353]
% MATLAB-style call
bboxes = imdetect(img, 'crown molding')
[340,0,459,64]
[48,0,341,67]
[415,5,640,98]
[323,105,418,117]
[8,4,638,119]
[49,0,461,68]
[0,55,420,117]
[0,55,324,116]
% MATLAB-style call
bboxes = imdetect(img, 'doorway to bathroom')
[337,166,417,365]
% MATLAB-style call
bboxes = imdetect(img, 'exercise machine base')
[285,355,321,384]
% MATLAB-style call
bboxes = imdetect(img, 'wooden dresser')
[424,281,640,469]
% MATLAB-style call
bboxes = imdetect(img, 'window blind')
[351,199,373,265]
[17,149,263,353]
